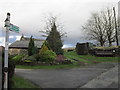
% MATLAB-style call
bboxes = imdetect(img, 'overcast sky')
[0,0,119,48]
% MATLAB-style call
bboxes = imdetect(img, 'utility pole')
[4,13,10,89]
[113,7,119,46]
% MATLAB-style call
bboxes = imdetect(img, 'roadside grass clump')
[12,75,39,88]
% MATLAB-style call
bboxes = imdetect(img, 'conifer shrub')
[32,46,39,55]
[28,36,38,56]
[39,50,57,63]
[41,40,51,50]
[46,22,63,55]
[39,44,49,54]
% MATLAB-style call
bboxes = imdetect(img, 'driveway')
[15,62,118,88]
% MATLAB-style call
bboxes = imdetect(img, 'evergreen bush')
[46,22,63,55]
[40,50,56,63]
[28,36,38,56]
[32,46,39,55]
[39,44,49,54]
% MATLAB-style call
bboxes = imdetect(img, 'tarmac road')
[15,62,118,88]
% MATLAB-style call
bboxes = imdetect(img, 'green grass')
[64,51,119,63]
[16,51,119,69]
[12,75,39,88]
[16,63,79,69]
[64,51,94,64]
[93,46,119,49]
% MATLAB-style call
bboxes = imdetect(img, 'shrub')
[12,54,26,64]
[60,59,73,64]
[56,55,65,62]
[46,22,63,55]
[42,40,51,50]
[32,46,39,55]
[28,36,35,56]
[39,44,49,54]
[33,53,40,62]
[22,55,36,63]
[40,50,57,63]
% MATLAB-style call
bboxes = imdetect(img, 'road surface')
[15,62,118,89]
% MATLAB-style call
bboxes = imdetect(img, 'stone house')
[9,37,44,55]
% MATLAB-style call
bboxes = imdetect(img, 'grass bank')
[64,51,118,63]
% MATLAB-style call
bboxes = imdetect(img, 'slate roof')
[9,40,44,49]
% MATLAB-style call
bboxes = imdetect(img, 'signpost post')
[4,12,10,89]
[4,13,19,89]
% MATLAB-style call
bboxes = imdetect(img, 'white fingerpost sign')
[9,23,19,33]
[4,13,19,89]
[4,12,10,89]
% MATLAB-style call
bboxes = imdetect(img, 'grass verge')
[12,75,39,88]
[16,63,80,69]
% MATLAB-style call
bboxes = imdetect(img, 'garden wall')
[9,48,28,55]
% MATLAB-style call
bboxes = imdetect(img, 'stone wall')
[9,48,28,55]
[76,43,89,55]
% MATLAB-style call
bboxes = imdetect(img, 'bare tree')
[82,13,107,46]
[113,7,119,46]
[39,15,67,38]
[102,9,115,46]
[82,8,119,47]
[118,18,120,44]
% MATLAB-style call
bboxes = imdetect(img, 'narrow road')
[15,62,118,88]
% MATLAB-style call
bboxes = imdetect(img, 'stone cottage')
[9,36,44,55]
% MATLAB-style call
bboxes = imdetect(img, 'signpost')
[4,13,19,89]
[9,24,19,33]
[4,13,10,89]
